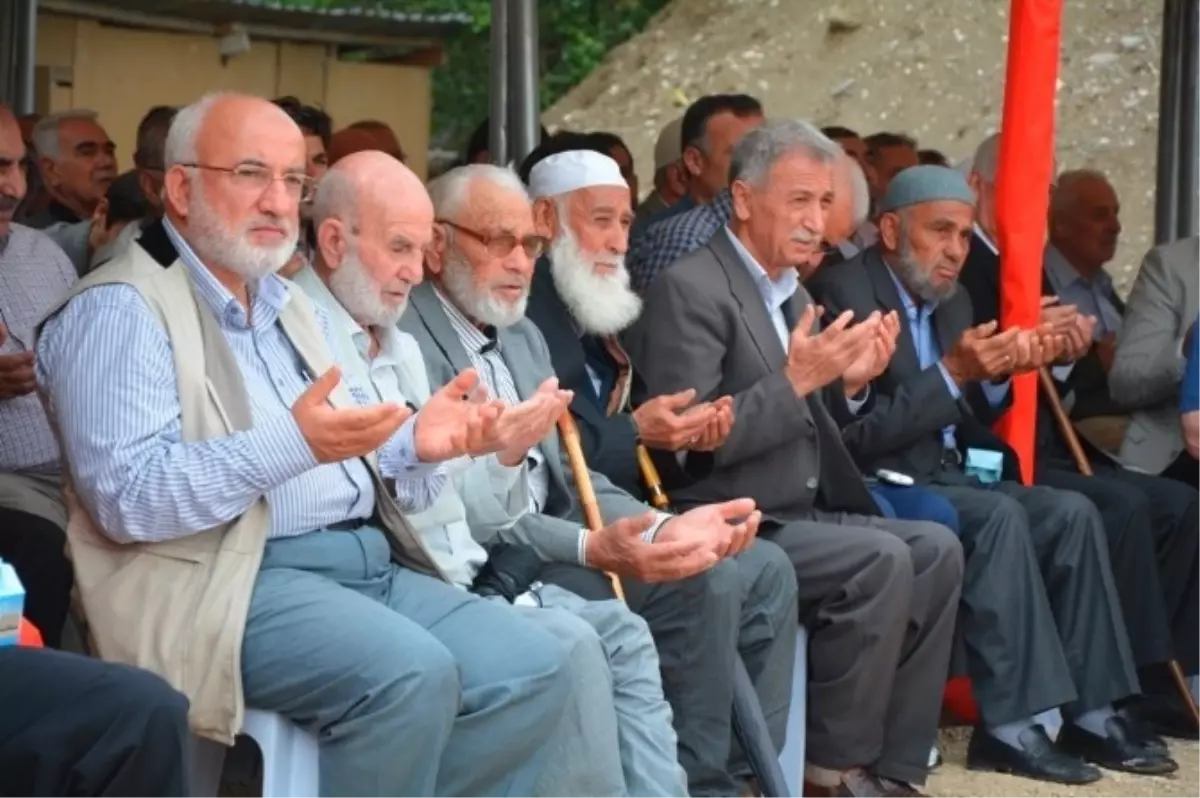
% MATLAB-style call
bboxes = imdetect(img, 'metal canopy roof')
[38,0,471,44]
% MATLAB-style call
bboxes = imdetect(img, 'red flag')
[993,0,1062,484]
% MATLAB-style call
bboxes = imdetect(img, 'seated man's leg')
[538,584,686,797]
[243,529,570,797]
[0,506,73,648]
[868,486,898,518]
[764,517,961,788]
[621,559,741,796]
[0,647,189,796]
[871,483,961,534]
[1039,466,1175,670]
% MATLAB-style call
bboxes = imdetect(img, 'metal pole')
[488,0,508,166]
[506,0,539,166]
[1175,0,1198,238]
[1154,0,1183,244]
[15,0,38,115]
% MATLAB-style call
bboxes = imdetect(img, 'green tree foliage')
[276,0,671,149]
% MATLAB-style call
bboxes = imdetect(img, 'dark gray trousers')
[544,538,800,797]
[763,514,963,786]
[0,647,190,797]
[929,480,1141,726]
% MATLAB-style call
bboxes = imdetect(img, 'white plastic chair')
[777,627,808,796]
[190,709,319,797]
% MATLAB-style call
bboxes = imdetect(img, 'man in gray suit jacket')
[810,166,1173,783]
[401,162,800,797]
[625,121,964,796]
[1110,236,1200,483]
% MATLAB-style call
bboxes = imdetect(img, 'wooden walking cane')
[1038,366,1200,728]
[636,443,671,511]
[557,412,625,601]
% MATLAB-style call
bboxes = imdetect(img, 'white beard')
[187,185,297,282]
[328,249,407,328]
[548,227,642,336]
[440,250,529,328]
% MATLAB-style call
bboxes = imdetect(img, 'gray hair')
[971,133,1001,183]
[32,109,100,160]
[311,168,359,229]
[1050,168,1112,219]
[427,163,528,222]
[163,93,229,168]
[729,119,842,189]
[847,156,871,228]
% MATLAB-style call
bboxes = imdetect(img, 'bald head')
[0,105,27,240]
[313,150,433,327]
[161,93,306,285]
[825,153,870,249]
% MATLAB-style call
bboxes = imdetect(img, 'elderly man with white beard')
[523,149,735,498]
[292,149,689,796]
[400,161,800,797]
[34,92,586,797]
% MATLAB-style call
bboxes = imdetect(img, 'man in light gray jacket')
[295,149,690,796]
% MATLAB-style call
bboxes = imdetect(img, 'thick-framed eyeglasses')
[178,162,315,201]
[437,219,548,259]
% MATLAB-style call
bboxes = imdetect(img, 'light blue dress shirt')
[36,219,445,544]
[1043,245,1123,338]
[884,266,1010,452]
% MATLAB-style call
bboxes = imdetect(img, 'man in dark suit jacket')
[523,148,735,498]
[811,165,1173,783]
[959,144,1198,726]
[627,120,964,797]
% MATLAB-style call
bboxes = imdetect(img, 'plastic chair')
[777,627,808,796]
[190,709,319,797]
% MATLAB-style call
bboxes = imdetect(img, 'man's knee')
[105,662,191,729]
[1043,487,1106,544]
[739,539,799,620]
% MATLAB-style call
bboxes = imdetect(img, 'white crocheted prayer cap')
[528,149,628,198]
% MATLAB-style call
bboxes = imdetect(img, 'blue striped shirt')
[35,219,445,544]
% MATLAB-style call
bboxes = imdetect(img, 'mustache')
[0,195,20,213]
[790,230,820,244]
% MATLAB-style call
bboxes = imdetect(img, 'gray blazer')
[622,229,877,520]
[400,282,655,565]
[1110,236,1200,473]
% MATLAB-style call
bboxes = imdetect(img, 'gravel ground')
[545,0,1170,293]
[216,724,1200,792]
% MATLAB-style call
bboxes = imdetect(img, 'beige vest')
[36,245,448,744]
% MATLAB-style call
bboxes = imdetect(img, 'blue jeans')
[870,484,961,534]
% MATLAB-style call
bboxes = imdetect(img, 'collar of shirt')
[973,223,998,255]
[723,226,798,313]
[433,285,501,356]
[161,217,290,330]
[1043,243,1113,296]
[710,189,734,222]
[851,221,879,250]
[884,261,932,325]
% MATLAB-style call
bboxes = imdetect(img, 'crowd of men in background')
[0,86,1196,798]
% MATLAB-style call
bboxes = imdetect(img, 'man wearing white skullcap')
[524,146,801,796]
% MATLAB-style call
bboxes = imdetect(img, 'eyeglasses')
[438,219,547,259]
[178,162,315,201]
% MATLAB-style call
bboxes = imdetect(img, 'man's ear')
[531,197,559,240]
[967,170,984,203]
[730,179,753,223]
[877,211,902,250]
[162,166,191,220]
[317,218,349,269]
[38,157,59,188]
[682,145,704,180]
[425,223,449,277]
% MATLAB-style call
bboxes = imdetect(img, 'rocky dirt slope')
[545,0,1169,292]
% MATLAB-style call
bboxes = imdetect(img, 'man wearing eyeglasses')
[400,162,794,798]
[35,92,583,796]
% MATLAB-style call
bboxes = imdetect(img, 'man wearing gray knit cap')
[809,166,1176,786]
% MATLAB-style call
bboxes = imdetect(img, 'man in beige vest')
[295,150,690,796]
[35,92,579,797]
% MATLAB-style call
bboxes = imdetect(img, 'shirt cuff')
[642,511,673,543]
[244,412,320,489]
[577,527,589,566]
[379,415,445,481]
[846,385,871,415]
[1051,362,1076,382]
[484,453,526,494]
[935,361,963,400]
[979,378,1012,408]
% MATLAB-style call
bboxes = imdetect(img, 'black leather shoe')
[1117,707,1171,756]
[1058,716,1179,775]
[966,725,1102,785]
[1124,692,1200,740]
